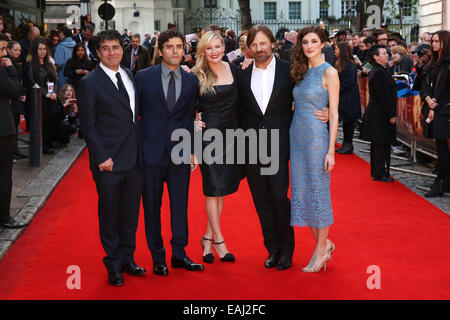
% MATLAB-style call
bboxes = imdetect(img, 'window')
[229,0,234,10]
[289,2,301,20]
[341,1,357,17]
[264,2,277,20]
[402,0,412,16]
[204,0,217,8]
[154,20,161,32]
[319,1,329,20]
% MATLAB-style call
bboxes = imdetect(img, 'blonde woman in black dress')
[193,31,240,263]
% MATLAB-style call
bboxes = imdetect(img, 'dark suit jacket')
[78,66,142,172]
[121,45,151,74]
[362,63,397,145]
[73,34,99,63]
[235,58,295,161]
[136,64,199,166]
[338,62,361,123]
[279,40,293,60]
[0,65,21,138]
[280,47,293,62]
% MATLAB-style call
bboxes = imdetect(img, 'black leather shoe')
[43,148,55,155]
[264,253,280,268]
[171,256,204,271]
[153,262,168,276]
[277,255,292,270]
[201,236,214,264]
[108,271,124,286]
[372,176,394,182]
[122,261,146,276]
[14,152,28,160]
[1,216,29,229]
[425,178,444,197]
[336,142,354,154]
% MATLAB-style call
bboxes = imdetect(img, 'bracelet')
[326,153,335,156]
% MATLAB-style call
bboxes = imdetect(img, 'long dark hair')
[333,41,356,73]
[429,30,449,70]
[31,37,57,83]
[71,43,91,68]
[290,25,327,83]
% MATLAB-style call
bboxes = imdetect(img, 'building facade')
[419,0,449,33]
[0,0,46,36]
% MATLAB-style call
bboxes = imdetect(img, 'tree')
[238,0,252,31]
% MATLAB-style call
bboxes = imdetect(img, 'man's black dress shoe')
[153,262,169,276]
[171,256,204,271]
[1,216,29,229]
[372,176,394,182]
[108,271,124,286]
[264,253,280,268]
[122,261,146,276]
[14,152,28,160]
[277,255,292,270]
[43,148,55,155]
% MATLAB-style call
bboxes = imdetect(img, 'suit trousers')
[0,135,16,222]
[91,164,143,272]
[342,121,355,143]
[436,138,450,179]
[370,143,391,178]
[142,153,191,263]
[245,159,295,257]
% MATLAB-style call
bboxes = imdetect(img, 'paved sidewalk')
[0,134,86,260]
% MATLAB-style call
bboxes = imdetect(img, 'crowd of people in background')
[0,12,448,235]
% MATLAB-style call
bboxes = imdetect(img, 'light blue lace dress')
[290,62,334,228]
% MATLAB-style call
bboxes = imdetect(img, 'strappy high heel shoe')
[213,240,235,262]
[201,236,214,263]
[302,252,332,273]
[327,239,335,255]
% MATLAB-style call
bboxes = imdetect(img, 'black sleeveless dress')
[197,63,241,197]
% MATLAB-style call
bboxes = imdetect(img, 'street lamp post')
[398,0,404,37]
[209,0,213,26]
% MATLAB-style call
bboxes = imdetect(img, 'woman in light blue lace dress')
[289,26,340,272]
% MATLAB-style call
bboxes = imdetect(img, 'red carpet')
[0,149,449,300]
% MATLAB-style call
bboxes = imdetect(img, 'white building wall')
[92,0,176,36]
[419,0,445,33]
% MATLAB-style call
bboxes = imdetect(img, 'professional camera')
[412,42,431,58]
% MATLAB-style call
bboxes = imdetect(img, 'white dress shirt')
[99,62,136,122]
[251,55,276,115]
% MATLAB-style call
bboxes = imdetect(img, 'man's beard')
[253,51,271,63]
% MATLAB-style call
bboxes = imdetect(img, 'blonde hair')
[238,35,247,56]
[392,45,407,57]
[193,31,224,96]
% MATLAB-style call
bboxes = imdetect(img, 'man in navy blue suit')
[135,29,204,276]
[78,30,146,286]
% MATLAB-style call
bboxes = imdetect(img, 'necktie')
[116,72,130,105]
[131,49,137,72]
[166,71,176,111]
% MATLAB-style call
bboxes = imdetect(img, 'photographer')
[420,30,450,197]
[183,36,198,69]
[73,24,99,67]
[411,42,432,91]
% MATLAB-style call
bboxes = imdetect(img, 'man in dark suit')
[236,25,328,270]
[121,33,151,75]
[279,30,297,61]
[136,29,204,277]
[362,44,397,182]
[78,30,146,286]
[73,24,99,66]
[0,34,29,229]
